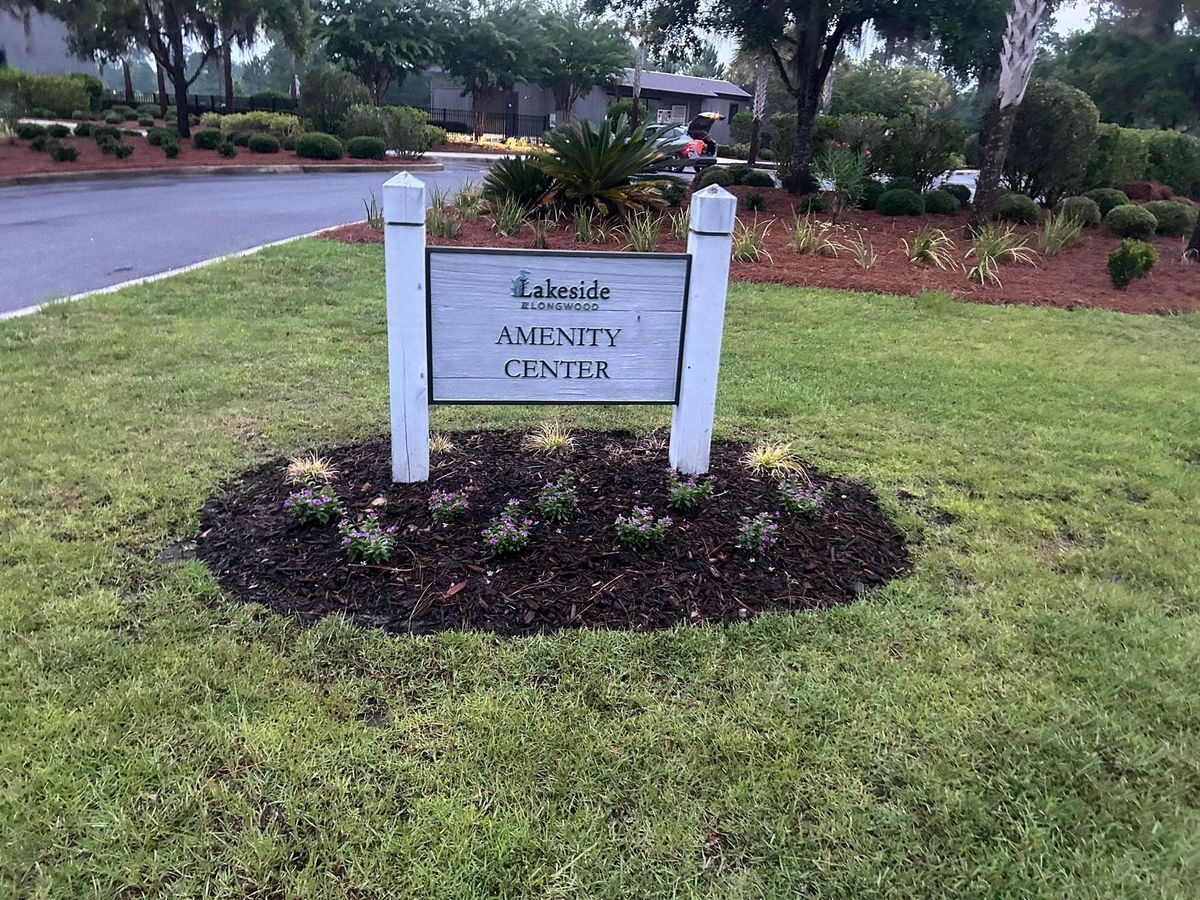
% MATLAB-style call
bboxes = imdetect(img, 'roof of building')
[621,68,751,100]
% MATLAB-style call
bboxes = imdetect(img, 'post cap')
[383,172,426,225]
[689,184,737,235]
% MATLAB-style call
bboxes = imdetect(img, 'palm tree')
[966,0,1047,234]
[746,52,768,165]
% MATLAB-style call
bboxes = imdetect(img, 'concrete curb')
[0,220,358,322]
[0,160,443,187]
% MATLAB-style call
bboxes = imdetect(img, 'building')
[430,68,751,144]
[0,9,92,75]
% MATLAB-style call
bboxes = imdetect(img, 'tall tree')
[55,0,145,104]
[440,0,544,139]
[746,51,768,163]
[215,0,309,109]
[138,0,223,136]
[966,0,1048,232]
[533,5,626,123]
[317,0,438,105]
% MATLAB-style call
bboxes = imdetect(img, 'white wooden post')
[669,185,737,474]
[384,172,430,482]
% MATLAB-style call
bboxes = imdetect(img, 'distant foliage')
[1002,80,1099,206]
[298,66,369,135]
[874,113,966,191]
[1084,188,1131,217]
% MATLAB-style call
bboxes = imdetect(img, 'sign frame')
[423,246,694,406]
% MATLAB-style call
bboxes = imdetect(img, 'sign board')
[425,248,690,404]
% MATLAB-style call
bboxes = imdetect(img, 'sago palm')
[533,119,667,218]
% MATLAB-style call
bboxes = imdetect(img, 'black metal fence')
[102,90,550,139]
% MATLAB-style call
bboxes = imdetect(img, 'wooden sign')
[425,248,690,404]
[383,172,737,483]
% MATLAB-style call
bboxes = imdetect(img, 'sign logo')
[510,269,531,298]
[509,268,613,311]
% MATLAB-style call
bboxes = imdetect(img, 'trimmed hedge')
[247,133,281,154]
[0,68,92,116]
[346,135,386,160]
[922,189,961,214]
[859,179,886,210]
[994,192,1040,224]
[46,124,70,138]
[1085,188,1130,217]
[876,188,925,216]
[49,142,78,162]
[695,166,733,188]
[941,183,971,207]
[16,123,46,140]
[72,122,92,137]
[1054,196,1102,228]
[1107,239,1157,289]
[1140,200,1196,236]
[193,129,224,150]
[1104,204,1158,239]
[295,131,344,160]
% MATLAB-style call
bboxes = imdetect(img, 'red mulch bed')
[322,185,1200,315]
[196,432,909,636]
[0,134,409,176]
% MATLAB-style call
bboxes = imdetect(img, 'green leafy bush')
[1083,124,1148,191]
[230,131,251,146]
[744,192,767,212]
[875,113,966,190]
[137,116,154,127]
[730,110,754,144]
[46,123,70,138]
[193,129,223,151]
[29,134,47,152]
[72,121,92,137]
[1141,200,1197,236]
[49,142,77,162]
[217,140,237,158]
[876,188,925,216]
[104,111,123,125]
[994,192,1040,224]
[859,179,886,210]
[136,103,159,118]
[217,111,300,139]
[884,176,919,193]
[341,104,386,140]
[1002,79,1099,205]
[342,105,438,158]
[298,66,368,135]
[96,136,118,155]
[16,123,45,140]
[741,169,775,188]
[535,118,667,216]
[146,127,173,146]
[113,142,133,159]
[923,189,961,214]
[295,132,344,160]
[346,135,386,159]
[759,148,774,161]
[941,183,971,207]
[1054,196,1102,228]
[111,104,136,120]
[91,125,119,143]
[1143,130,1200,198]
[695,166,732,188]
[482,156,554,206]
[1085,188,1131,217]
[659,179,686,208]
[247,133,281,154]
[1107,239,1158,289]
[1104,204,1157,239]
[1,70,91,116]
[162,140,180,159]
[795,193,826,213]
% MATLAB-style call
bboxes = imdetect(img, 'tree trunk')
[290,52,299,99]
[223,39,235,111]
[746,53,768,165]
[747,118,762,165]
[121,56,134,104]
[1187,216,1200,260]
[787,87,820,194]
[172,69,191,138]
[472,94,485,141]
[156,62,168,118]
[966,101,1018,232]
[561,93,573,124]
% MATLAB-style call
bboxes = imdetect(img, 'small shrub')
[615,507,672,550]
[230,130,251,146]
[193,128,223,150]
[451,181,484,219]
[217,140,237,158]
[902,226,958,269]
[732,218,773,263]
[247,132,280,154]
[429,433,457,454]
[993,192,1040,224]
[281,135,297,151]
[46,123,70,138]
[482,499,534,555]
[96,136,118,155]
[795,192,826,213]
[162,141,180,158]
[1104,204,1157,239]
[1141,200,1196,236]
[779,478,828,517]
[284,485,342,525]
[736,512,780,556]
[876,188,925,216]
[298,65,368,134]
[941,183,971,206]
[104,112,123,125]
[669,208,690,240]
[884,176,919,193]
[113,142,133,159]
[489,195,530,236]
[29,134,47,152]
[1107,239,1158,289]
[70,109,91,120]
[429,488,469,525]
[72,121,92,137]
[1084,188,1130,217]
[743,443,802,476]
[426,192,460,238]
[295,132,344,160]
[741,169,775,188]
[136,103,159,118]
[146,126,172,146]
[1054,196,1102,228]
[91,125,119,142]
[138,116,154,126]
[112,105,136,120]
[1038,211,1084,256]
[482,155,553,207]
[849,231,878,269]
[218,111,300,139]
[859,179,886,210]
[16,123,45,140]
[759,148,774,161]
[536,475,577,524]
[695,166,732,188]
[346,135,386,160]
[49,142,77,162]
[744,192,767,212]
[660,179,686,207]
[666,471,714,511]
[922,189,961,214]
[340,513,397,563]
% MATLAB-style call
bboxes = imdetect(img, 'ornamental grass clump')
[427,188,460,238]
[615,507,672,551]
[743,442,803,477]
[790,213,845,256]
[428,432,456,454]
[452,181,484,220]
[666,470,714,511]
[624,209,662,252]
[522,421,575,455]
[736,512,780,556]
[779,477,829,518]
[429,489,469,525]
[902,226,958,269]
[572,206,599,243]
[340,513,397,563]
[732,218,773,263]
[489,195,529,237]
[536,474,578,524]
[1038,210,1083,256]
[284,484,342,525]
[285,453,339,486]
[669,207,690,239]
[482,499,533,555]
[966,224,1037,286]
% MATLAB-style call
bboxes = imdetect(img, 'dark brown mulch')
[195,432,909,636]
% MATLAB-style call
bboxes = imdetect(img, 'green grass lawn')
[3,240,1199,898]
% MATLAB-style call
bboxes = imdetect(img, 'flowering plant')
[666,470,714,511]
[779,477,829,518]
[482,499,534,555]
[283,484,342,525]
[429,488,469,525]
[340,512,398,563]
[536,474,577,524]
[615,506,672,550]
[736,511,780,556]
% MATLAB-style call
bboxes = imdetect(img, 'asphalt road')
[0,161,488,316]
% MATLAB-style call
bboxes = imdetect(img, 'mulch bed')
[195,432,909,636]
[321,185,1200,315]
[0,134,414,177]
